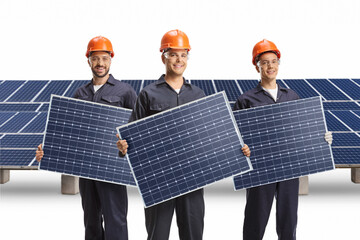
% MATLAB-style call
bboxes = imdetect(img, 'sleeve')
[125,87,137,110]
[128,90,149,123]
[233,96,247,111]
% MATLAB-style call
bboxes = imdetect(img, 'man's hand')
[116,134,128,155]
[36,144,44,162]
[242,144,251,157]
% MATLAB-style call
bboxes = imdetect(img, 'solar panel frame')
[233,96,335,190]
[39,95,136,186]
[117,92,252,207]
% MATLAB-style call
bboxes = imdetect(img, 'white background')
[0,0,359,80]
[1,0,360,239]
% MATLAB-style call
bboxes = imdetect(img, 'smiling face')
[88,51,112,79]
[162,49,188,77]
[256,52,279,84]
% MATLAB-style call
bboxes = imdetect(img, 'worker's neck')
[92,74,109,86]
[165,73,184,90]
[260,78,277,89]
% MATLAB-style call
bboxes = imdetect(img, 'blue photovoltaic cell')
[0,112,38,133]
[332,133,360,147]
[330,79,360,100]
[213,80,241,101]
[118,92,252,207]
[332,148,360,165]
[0,112,16,124]
[21,112,47,133]
[142,80,157,88]
[233,97,334,190]
[7,81,48,102]
[40,95,135,186]
[121,80,142,95]
[307,79,349,100]
[0,103,40,112]
[323,102,360,111]
[324,111,350,131]
[237,80,259,93]
[63,80,89,97]
[353,79,360,86]
[34,80,72,102]
[0,81,25,101]
[277,80,288,89]
[1,134,44,148]
[331,111,360,131]
[0,149,36,166]
[283,79,320,99]
[353,111,360,118]
[38,104,49,112]
[190,80,216,96]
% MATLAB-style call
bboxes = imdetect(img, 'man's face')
[162,49,188,77]
[88,51,112,78]
[256,52,279,82]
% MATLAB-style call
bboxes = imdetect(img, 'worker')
[233,39,333,240]
[36,36,137,240]
[116,29,251,240]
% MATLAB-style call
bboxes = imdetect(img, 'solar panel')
[6,81,48,102]
[63,80,89,97]
[0,81,25,101]
[332,133,360,147]
[38,103,49,112]
[34,80,72,102]
[330,111,360,131]
[121,80,142,95]
[117,92,252,207]
[237,80,259,93]
[283,79,320,99]
[0,112,16,125]
[323,102,360,111]
[233,96,334,190]
[190,80,216,96]
[1,134,44,148]
[324,111,350,131]
[213,80,241,101]
[0,103,41,112]
[353,79,360,86]
[0,112,38,133]
[332,148,360,165]
[39,95,136,186]
[20,112,47,133]
[0,149,37,166]
[329,79,360,100]
[307,79,349,100]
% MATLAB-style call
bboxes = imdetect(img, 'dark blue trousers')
[79,178,128,240]
[145,189,205,240]
[243,178,299,240]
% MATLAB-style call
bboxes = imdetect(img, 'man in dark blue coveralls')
[36,36,137,240]
[116,29,251,240]
[233,39,333,240]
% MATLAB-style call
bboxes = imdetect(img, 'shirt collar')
[156,74,191,87]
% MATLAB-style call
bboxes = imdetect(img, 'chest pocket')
[149,103,170,115]
[101,95,124,107]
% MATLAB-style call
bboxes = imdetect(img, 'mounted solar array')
[233,96,335,190]
[1,78,359,167]
[39,95,136,186]
[117,92,252,207]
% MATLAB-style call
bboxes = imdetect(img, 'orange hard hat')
[160,29,191,52]
[252,39,280,66]
[86,36,114,58]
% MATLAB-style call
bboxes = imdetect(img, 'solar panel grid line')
[62,80,75,96]
[40,94,136,186]
[233,96,334,190]
[118,91,252,207]
[329,111,360,132]
[278,79,290,89]
[303,79,327,100]
[0,112,18,128]
[30,80,50,102]
[327,78,356,101]
[350,78,360,88]
[17,112,42,133]
[36,103,44,112]
[3,80,27,102]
